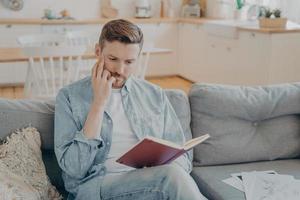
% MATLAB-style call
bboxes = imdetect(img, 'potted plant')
[259,7,287,29]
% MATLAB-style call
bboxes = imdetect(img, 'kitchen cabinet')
[178,23,269,84]
[201,31,270,85]
[178,23,206,82]
[269,33,300,83]
[0,24,103,47]
[137,23,178,76]
[178,22,300,85]
[1,19,300,86]
[0,24,36,85]
[0,62,27,85]
[40,24,102,44]
[0,25,41,47]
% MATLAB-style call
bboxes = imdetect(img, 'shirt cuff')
[73,129,103,149]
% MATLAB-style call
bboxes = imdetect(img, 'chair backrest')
[64,31,97,79]
[134,43,154,79]
[17,33,66,47]
[64,30,93,47]
[22,46,86,99]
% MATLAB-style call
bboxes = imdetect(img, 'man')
[55,19,207,200]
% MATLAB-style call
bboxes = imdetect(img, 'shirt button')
[253,122,258,127]
[108,119,112,124]
[97,142,103,148]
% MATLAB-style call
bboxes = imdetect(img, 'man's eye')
[126,61,132,64]
[110,58,117,61]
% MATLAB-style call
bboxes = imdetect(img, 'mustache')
[110,73,123,79]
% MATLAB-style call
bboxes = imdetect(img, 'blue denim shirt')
[54,75,192,200]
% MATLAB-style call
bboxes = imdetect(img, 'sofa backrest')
[0,89,191,150]
[164,89,193,142]
[0,98,65,190]
[190,83,300,166]
[0,99,55,150]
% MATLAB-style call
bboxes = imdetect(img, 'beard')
[112,76,126,88]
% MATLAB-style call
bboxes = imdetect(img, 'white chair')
[64,30,94,47]
[135,43,172,79]
[65,30,96,79]
[135,51,151,79]
[22,46,86,99]
[17,33,66,47]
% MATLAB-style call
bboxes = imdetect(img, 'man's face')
[95,41,140,88]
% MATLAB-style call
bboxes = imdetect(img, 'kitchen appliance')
[101,0,118,18]
[206,0,235,19]
[181,0,201,18]
[135,0,151,18]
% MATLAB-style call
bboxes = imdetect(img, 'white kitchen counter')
[203,19,300,35]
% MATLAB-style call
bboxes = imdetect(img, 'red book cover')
[116,134,210,168]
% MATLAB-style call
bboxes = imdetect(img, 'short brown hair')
[99,19,144,51]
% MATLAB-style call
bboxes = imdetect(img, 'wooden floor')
[0,75,193,99]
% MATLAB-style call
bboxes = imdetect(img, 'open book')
[116,134,210,168]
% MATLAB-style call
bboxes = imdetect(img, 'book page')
[183,134,210,151]
[229,170,277,191]
[250,174,296,200]
[145,136,182,150]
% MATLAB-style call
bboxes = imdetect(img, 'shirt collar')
[122,75,133,94]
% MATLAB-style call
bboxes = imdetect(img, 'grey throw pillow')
[189,83,300,166]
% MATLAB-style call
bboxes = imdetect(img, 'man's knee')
[158,164,189,185]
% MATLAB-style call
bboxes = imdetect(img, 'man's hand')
[91,55,116,107]
[83,55,116,139]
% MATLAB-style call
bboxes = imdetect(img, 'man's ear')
[95,43,102,57]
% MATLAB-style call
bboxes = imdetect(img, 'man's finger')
[92,62,98,79]
[108,76,116,86]
[102,69,110,80]
[106,72,111,80]
[97,56,104,79]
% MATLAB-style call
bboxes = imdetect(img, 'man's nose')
[114,63,125,74]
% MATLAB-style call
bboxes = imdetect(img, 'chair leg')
[24,65,32,98]
[140,52,151,79]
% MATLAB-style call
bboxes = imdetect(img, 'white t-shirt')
[104,88,139,175]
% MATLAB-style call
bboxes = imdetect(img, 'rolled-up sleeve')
[161,91,193,173]
[54,89,104,179]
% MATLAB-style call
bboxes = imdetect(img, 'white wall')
[279,0,300,23]
[0,0,100,19]
[0,0,182,19]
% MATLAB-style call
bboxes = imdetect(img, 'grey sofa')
[1,83,300,200]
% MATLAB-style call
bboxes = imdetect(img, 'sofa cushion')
[191,159,300,200]
[165,89,192,141]
[165,89,193,161]
[189,83,300,166]
[0,98,55,150]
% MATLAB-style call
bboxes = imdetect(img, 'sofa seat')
[191,159,300,200]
